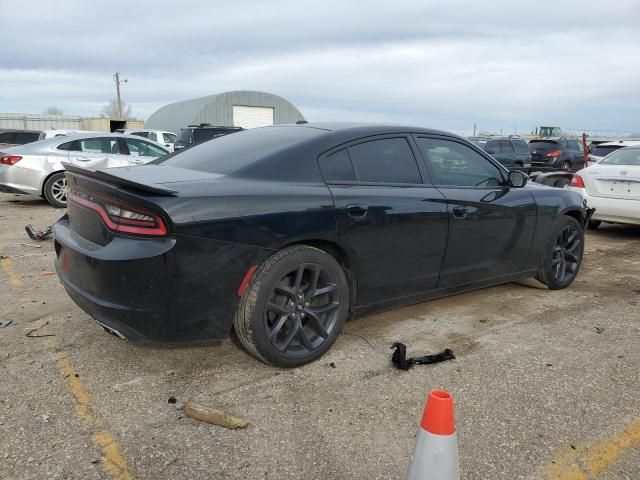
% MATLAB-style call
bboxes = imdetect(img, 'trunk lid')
[582,165,640,200]
[529,140,561,164]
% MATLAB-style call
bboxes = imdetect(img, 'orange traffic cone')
[406,390,460,480]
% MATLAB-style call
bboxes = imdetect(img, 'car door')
[67,137,131,170]
[319,135,449,307]
[122,137,169,164]
[498,140,516,168]
[415,136,537,288]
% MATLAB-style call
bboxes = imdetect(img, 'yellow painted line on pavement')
[547,417,640,479]
[0,255,24,287]
[39,324,133,480]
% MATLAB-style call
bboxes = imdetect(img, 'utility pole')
[113,72,127,119]
[473,123,477,136]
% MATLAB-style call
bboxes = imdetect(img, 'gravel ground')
[1,192,638,480]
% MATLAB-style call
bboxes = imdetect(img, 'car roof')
[280,122,457,137]
[596,140,640,147]
[2,132,162,153]
[118,128,175,134]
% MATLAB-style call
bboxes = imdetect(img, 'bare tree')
[43,106,64,115]
[101,99,133,119]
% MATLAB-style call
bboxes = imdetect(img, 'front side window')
[348,138,421,184]
[79,138,121,154]
[417,138,504,187]
[124,138,167,157]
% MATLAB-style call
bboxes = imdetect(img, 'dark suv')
[528,138,584,171]
[467,136,531,169]
[174,124,243,151]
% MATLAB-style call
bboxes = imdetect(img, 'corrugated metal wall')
[0,113,83,130]
[144,91,305,132]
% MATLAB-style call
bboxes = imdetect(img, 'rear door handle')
[452,206,471,219]
[346,205,368,218]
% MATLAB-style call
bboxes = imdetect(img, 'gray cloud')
[1,0,639,134]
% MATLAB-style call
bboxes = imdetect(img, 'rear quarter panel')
[524,184,585,270]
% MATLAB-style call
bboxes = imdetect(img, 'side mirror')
[508,170,528,188]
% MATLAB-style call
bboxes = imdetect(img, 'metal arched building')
[144,90,305,132]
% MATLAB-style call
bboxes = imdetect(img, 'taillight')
[0,155,22,165]
[570,174,585,188]
[546,150,562,158]
[68,188,168,237]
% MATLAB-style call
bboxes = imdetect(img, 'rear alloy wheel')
[43,172,68,208]
[234,245,349,367]
[536,216,584,289]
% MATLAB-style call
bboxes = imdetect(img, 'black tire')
[234,245,349,367]
[43,172,68,208]
[588,220,602,230]
[562,161,572,171]
[536,216,584,290]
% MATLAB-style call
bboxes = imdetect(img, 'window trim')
[413,134,508,189]
[317,134,430,186]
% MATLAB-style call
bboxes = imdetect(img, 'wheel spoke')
[309,302,339,316]
[309,264,321,293]
[558,259,566,281]
[278,319,299,350]
[296,323,313,351]
[274,283,296,300]
[565,230,578,247]
[552,255,562,266]
[293,264,306,290]
[268,315,288,340]
[565,252,578,263]
[305,311,329,339]
[312,284,337,297]
[266,301,289,316]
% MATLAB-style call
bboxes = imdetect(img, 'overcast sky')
[1,0,639,135]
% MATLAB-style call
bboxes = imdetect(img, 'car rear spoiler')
[62,163,178,196]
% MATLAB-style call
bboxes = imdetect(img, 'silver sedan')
[0,132,169,208]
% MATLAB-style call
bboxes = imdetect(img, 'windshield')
[599,148,640,166]
[528,140,559,151]
[155,126,324,174]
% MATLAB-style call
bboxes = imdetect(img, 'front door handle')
[452,206,471,219]
[346,205,368,218]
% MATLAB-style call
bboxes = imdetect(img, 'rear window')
[156,127,324,174]
[513,140,529,153]
[599,148,640,166]
[176,129,193,144]
[528,140,560,150]
[592,145,623,157]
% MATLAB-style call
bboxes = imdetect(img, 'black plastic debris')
[594,326,605,334]
[391,342,455,370]
[25,224,53,241]
[0,320,12,329]
[167,396,177,404]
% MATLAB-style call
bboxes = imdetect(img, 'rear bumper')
[54,217,273,342]
[569,187,640,225]
[0,164,45,196]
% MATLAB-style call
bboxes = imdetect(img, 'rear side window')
[57,141,80,151]
[485,140,499,152]
[499,140,514,153]
[513,140,529,153]
[13,132,40,144]
[319,149,356,182]
[348,138,421,184]
[79,138,121,154]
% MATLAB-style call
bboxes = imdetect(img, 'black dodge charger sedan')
[54,124,587,367]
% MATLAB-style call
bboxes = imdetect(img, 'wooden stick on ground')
[184,401,249,430]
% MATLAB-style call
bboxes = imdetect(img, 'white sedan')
[569,146,640,228]
[0,132,169,208]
